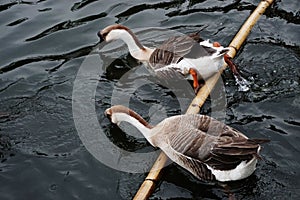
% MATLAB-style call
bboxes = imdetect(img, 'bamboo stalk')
[133,0,274,199]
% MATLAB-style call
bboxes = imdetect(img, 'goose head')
[105,105,152,129]
[200,40,230,59]
[97,24,144,49]
[98,24,130,42]
[105,105,131,125]
[105,105,154,145]
[97,24,154,61]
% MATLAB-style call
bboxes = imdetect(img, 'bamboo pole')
[133,0,274,199]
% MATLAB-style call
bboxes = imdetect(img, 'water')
[0,0,299,199]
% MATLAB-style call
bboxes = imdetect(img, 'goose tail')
[213,137,270,159]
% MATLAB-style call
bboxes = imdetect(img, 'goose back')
[151,114,269,180]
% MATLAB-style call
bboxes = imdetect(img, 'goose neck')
[112,112,153,143]
[114,29,153,61]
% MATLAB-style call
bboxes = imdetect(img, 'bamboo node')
[263,0,273,6]
[228,45,238,53]
[191,104,200,108]
[145,178,158,183]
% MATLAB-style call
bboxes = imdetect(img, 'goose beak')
[97,31,105,43]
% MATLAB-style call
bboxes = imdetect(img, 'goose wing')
[149,33,210,70]
[165,114,269,174]
[165,127,216,181]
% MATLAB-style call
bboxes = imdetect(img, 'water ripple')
[116,1,185,19]
[0,44,97,74]
[7,17,28,26]
[166,0,248,17]
[0,2,18,12]
[25,13,107,41]
[71,0,98,11]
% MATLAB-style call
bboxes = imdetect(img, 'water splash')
[234,74,250,92]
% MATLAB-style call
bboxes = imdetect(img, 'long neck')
[115,30,154,61]
[113,113,154,144]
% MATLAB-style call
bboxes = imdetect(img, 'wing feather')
[149,32,210,70]
[163,114,269,172]
[165,139,216,181]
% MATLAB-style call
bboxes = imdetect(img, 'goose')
[105,105,269,182]
[98,24,246,93]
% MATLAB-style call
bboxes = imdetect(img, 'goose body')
[105,105,269,182]
[98,24,244,93]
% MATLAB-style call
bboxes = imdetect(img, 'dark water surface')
[0,0,299,199]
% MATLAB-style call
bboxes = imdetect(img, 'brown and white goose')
[98,24,248,93]
[105,105,269,182]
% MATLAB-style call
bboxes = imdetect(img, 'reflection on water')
[0,0,299,199]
